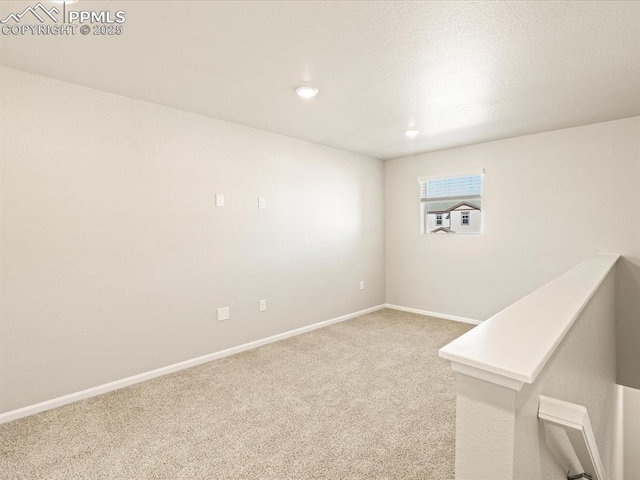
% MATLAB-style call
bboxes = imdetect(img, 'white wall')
[624,386,640,480]
[385,117,640,388]
[0,67,385,413]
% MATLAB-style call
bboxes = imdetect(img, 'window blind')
[419,174,483,200]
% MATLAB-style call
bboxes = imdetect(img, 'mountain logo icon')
[1,3,60,24]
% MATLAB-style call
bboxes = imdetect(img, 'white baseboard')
[385,303,482,325]
[0,304,385,425]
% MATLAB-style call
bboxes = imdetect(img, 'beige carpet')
[0,309,472,480]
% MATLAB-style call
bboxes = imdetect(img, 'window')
[418,171,483,234]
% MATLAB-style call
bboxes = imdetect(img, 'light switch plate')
[258,197,266,209]
[217,307,230,321]
[216,194,225,207]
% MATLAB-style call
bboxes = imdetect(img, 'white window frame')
[418,169,484,235]
[461,211,470,226]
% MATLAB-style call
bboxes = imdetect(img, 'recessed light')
[295,86,319,99]
[405,129,420,138]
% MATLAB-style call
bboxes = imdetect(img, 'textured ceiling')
[1,1,639,160]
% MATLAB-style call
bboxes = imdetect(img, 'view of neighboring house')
[425,197,482,234]
[420,173,483,235]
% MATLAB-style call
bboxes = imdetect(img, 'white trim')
[538,395,608,480]
[451,362,524,391]
[385,303,483,325]
[0,304,385,425]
